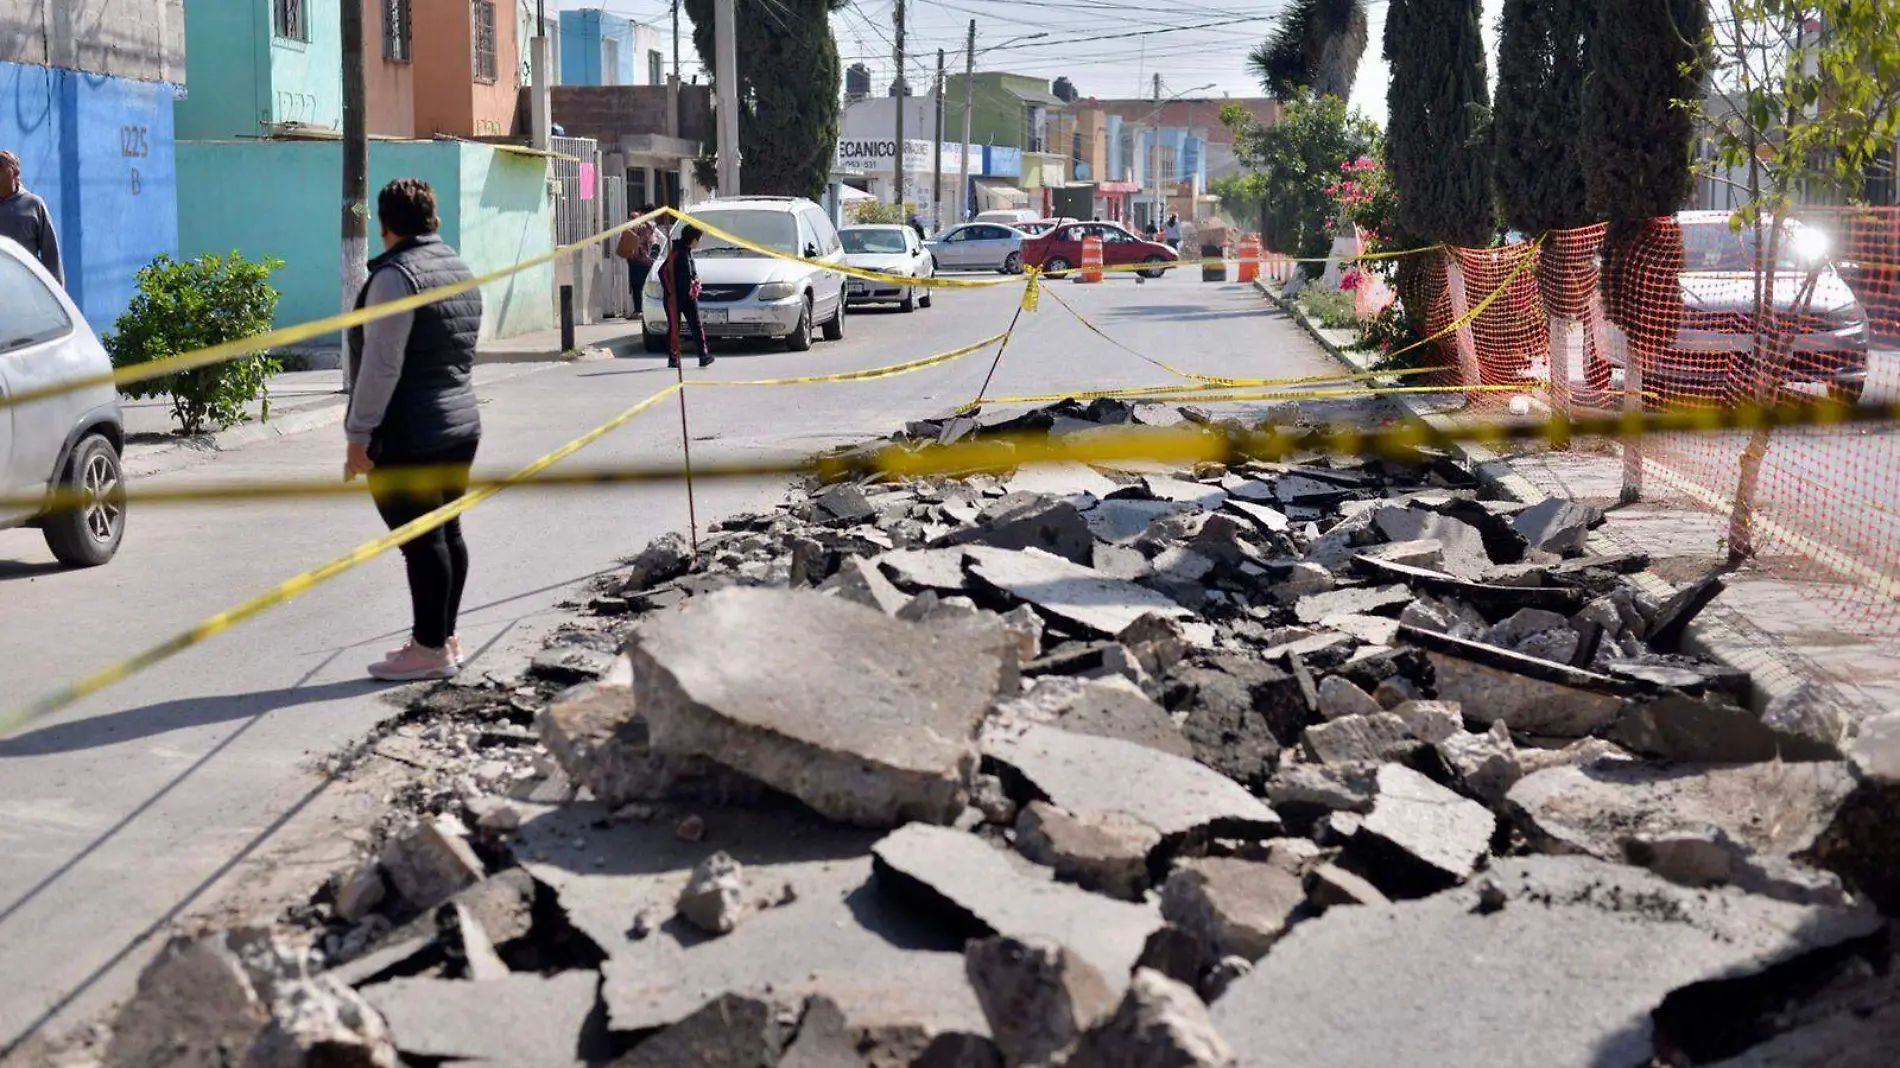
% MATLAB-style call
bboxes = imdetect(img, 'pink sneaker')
[368,642,459,682]
[387,635,463,665]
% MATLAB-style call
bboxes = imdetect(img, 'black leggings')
[369,440,478,649]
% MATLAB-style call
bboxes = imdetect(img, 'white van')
[644,196,848,352]
[974,209,1039,228]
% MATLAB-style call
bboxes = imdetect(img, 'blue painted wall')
[558,10,636,86]
[178,140,554,339]
[1,60,179,332]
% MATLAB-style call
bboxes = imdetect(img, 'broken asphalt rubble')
[103,396,1900,1067]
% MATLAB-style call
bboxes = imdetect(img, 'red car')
[1015,217,1077,237]
[1022,221,1180,277]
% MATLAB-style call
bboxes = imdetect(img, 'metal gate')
[550,135,639,323]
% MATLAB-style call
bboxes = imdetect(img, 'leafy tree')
[1247,0,1371,100]
[1226,92,1381,261]
[105,252,283,436]
[683,0,847,200]
[1383,0,1495,247]
[1582,0,1709,225]
[1493,0,1596,235]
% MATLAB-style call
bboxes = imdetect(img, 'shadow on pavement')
[0,560,67,583]
[0,679,380,759]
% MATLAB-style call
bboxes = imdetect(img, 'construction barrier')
[1078,236,1105,284]
[1237,235,1261,284]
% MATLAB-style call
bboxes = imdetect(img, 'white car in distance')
[839,225,935,312]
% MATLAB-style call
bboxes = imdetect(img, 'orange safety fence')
[1275,209,1900,650]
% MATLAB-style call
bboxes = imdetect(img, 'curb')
[1255,279,1832,720]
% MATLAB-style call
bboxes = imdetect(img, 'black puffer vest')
[349,234,483,458]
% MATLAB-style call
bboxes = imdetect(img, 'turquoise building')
[174,0,343,138]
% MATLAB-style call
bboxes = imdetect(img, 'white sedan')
[839,225,935,312]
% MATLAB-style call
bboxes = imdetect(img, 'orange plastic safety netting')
[1357,211,1900,650]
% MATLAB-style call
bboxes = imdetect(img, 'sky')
[562,0,1507,127]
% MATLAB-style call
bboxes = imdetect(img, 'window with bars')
[273,0,307,41]
[472,0,498,82]
[383,0,412,61]
[649,50,664,86]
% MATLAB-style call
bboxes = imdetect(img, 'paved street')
[0,270,1365,1049]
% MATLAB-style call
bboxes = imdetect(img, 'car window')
[0,254,74,354]
[943,228,970,243]
[679,209,799,257]
[980,225,1013,241]
[804,207,842,255]
[1104,227,1136,244]
[843,229,908,255]
[1681,221,1808,272]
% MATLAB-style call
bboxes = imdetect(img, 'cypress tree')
[1383,0,1495,248]
[1493,0,1596,235]
[1247,0,1371,101]
[685,0,847,200]
[1581,0,1710,224]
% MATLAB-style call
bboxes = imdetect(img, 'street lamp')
[1144,82,1214,232]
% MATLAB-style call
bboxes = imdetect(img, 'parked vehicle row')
[641,196,849,353]
[839,226,935,312]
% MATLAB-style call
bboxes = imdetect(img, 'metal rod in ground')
[971,308,1026,408]
[674,364,701,558]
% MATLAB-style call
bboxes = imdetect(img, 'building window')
[649,50,664,85]
[273,0,307,41]
[383,0,412,61]
[603,38,620,85]
[472,0,498,82]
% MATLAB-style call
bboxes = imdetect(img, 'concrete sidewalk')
[1260,280,1899,744]
[119,320,649,479]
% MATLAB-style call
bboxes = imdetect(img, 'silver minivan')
[0,239,127,566]
[643,197,848,353]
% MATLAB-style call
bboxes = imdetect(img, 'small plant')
[1296,286,1360,330]
[105,252,285,436]
[851,201,907,226]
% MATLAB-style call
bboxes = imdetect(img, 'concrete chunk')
[1212,856,1882,1068]
[875,547,971,592]
[1392,700,1463,744]
[1373,506,1492,578]
[1511,498,1601,554]
[380,816,484,911]
[967,547,1192,637]
[677,851,747,935]
[537,682,762,809]
[873,825,1163,985]
[1085,499,1197,543]
[1294,584,1411,624]
[1016,801,1162,901]
[617,993,788,1067]
[821,556,911,615]
[941,498,1096,565]
[983,722,1280,845]
[1301,713,1412,767]
[1001,675,1192,759]
[964,936,1115,1067]
[1424,650,1626,738]
[629,589,1004,827]
[1007,461,1122,500]
[1315,676,1382,721]
[1067,970,1235,1068]
[1221,498,1291,535]
[1161,858,1305,963]
[1353,765,1497,895]
[364,972,598,1066]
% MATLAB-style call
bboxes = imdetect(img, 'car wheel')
[920,288,933,309]
[1045,256,1070,274]
[644,331,670,354]
[900,286,917,313]
[1139,255,1168,279]
[786,296,814,351]
[43,433,126,568]
[822,295,846,341]
[1004,251,1023,275]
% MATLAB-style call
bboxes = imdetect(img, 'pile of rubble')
[104,398,1900,1067]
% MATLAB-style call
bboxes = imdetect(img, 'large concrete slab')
[364,972,599,1067]
[872,825,1163,986]
[1213,856,1883,1068]
[965,547,1192,637]
[982,722,1280,844]
[628,588,1006,827]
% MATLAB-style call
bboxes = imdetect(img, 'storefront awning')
[972,177,1030,210]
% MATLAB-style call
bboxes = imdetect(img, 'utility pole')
[530,0,552,149]
[340,0,367,374]
[932,48,945,231]
[1149,72,1161,231]
[714,0,740,195]
[958,19,974,225]
[672,0,680,80]
[893,0,906,216]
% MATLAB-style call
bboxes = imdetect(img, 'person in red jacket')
[662,224,714,370]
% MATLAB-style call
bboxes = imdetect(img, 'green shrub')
[851,201,907,226]
[105,252,285,436]
[1297,286,1360,330]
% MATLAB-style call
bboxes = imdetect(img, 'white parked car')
[643,196,847,353]
[839,225,935,312]
[924,223,1027,274]
[0,239,126,566]
[975,208,1039,228]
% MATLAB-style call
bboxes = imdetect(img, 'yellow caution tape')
[1,209,674,414]
[695,332,1006,388]
[959,381,1528,413]
[2,383,682,734]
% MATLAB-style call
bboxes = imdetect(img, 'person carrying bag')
[616,205,661,320]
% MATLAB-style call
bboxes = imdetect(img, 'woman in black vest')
[344,179,484,682]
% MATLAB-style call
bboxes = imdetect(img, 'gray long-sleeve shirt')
[344,266,416,446]
[0,188,62,285]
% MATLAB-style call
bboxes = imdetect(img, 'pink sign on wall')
[579,162,596,200]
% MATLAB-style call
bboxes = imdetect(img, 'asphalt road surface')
[0,269,1371,1050]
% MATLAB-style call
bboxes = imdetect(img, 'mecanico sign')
[834,138,976,173]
